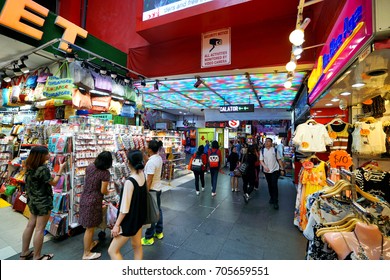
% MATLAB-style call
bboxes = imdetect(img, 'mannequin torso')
[323,222,390,260]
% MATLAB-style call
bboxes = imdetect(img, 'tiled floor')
[1,170,308,260]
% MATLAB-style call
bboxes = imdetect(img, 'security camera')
[209,38,222,52]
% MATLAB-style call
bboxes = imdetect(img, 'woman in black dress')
[108,150,147,260]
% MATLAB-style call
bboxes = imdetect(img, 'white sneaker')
[196,191,200,195]
[211,192,216,197]
[201,187,205,192]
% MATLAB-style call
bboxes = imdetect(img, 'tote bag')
[43,61,74,100]
[144,190,159,225]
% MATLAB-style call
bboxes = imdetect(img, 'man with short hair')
[260,138,285,210]
[141,140,164,245]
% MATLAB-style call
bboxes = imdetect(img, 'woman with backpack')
[208,140,222,197]
[188,145,208,195]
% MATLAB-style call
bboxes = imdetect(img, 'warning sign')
[201,28,231,68]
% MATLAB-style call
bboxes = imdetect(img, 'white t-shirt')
[144,154,163,191]
[260,147,282,173]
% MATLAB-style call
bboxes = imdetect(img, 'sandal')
[90,240,99,251]
[20,251,34,260]
[82,252,101,260]
[38,253,54,260]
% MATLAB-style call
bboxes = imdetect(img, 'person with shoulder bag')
[188,145,208,195]
[108,150,147,260]
[208,140,222,197]
[260,138,285,210]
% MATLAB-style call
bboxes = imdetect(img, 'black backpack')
[191,153,203,172]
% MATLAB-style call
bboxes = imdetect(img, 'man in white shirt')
[260,138,285,210]
[141,140,163,246]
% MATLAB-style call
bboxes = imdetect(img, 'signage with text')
[228,120,240,128]
[201,28,231,68]
[220,104,254,113]
[307,0,373,104]
[0,0,88,51]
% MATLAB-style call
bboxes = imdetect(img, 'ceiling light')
[352,82,365,88]
[284,80,292,89]
[286,60,297,72]
[100,66,107,75]
[289,28,304,46]
[194,76,202,88]
[12,63,22,76]
[110,71,117,79]
[3,75,11,83]
[325,103,333,106]
[331,97,340,102]
[19,55,29,73]
[66,50,75,62]
[124,77,131,83]
[340,91,351,96]
[292,45,303,56]
[316,110,322,113]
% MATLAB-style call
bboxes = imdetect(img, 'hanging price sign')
[328,150,353,169]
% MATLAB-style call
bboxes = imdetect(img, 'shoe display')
[141,237,155,246]
[196,191,200,195]
[153,232,164,240]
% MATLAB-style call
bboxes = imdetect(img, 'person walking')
[208,140,222,197]
[259,138,285,210]
[108,150,147,260]
[21,146,67,260]
[141,140,163,246]
[79,151,113,260]
[242,145,258,203]
[188,145,208,195]
[227,145,239,192]
[253,144,261,190]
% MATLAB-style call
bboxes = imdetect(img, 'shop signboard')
[220,104,254,113]
[205,121,226,128]
[307,0,373,104]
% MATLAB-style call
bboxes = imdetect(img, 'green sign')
[219,104,254,113]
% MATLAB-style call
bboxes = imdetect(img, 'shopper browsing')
[108,150,147,260]
[259,138,285,210]
[79,151,113,260]
[141,140,164,246]
[21,146,67,260]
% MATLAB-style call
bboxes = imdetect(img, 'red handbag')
[12,191,27,213]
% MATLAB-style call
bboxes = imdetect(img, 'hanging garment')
[352,121,386,155]
[354,167,390,203]
[293,122,333,153]
[326,122,352,151]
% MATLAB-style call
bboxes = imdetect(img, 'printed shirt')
[326,123,351,150]
[144,154,163,191]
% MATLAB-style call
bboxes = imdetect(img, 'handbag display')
[72,88,92,109]
[91,95,111,112]
[69,61,95,90]
[43,61,74,100]
[91,71,112,92]
[144,190,159,225]
[37,67,52,83]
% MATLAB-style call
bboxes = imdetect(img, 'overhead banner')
[201,28,231,68]
[143,0,213,21]
[220,104,254,113]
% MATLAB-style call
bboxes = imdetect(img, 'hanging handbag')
[37,67,53,83]
[91,95,111,112]
[124,86,136,102]
[69,61,95,90]
[12,191,27,213]
[72,88,92,109]
[43,61,74,100]
[91,71,112,92]
[144,190,159,225]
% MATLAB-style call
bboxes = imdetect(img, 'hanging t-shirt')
[326,122,352,151]
[351,121,386,155]
[354,167,390,203]
[293,123,333,153]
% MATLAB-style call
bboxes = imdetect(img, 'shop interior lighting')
[284,72,294,89]
[352,82,366,88]
[110,71,117,79]
[331,97,340,102]
[193,76,202,88]
[286,59,297,72]
[99,66,107,75]
[325,103,333,106]
[18,55,29,74]
[12,62,23,76]
[292,45,303,56]
[340,91,351,96]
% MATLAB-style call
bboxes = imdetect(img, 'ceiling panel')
[136,71,307,110]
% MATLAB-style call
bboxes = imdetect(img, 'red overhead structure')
[59,0,346,79]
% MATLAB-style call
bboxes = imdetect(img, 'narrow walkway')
[3,171,307,260]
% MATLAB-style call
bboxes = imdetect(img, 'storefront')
[292,0,390,260]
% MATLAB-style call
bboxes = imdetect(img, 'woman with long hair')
[21,146,67,260]
[108,149,147,260]
[79,151,113,260]
[227,145,240,192]
[188,145,208,195]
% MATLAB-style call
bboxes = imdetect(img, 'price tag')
[328,150,353,169]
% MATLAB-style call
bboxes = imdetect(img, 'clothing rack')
[311,114,346,119]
